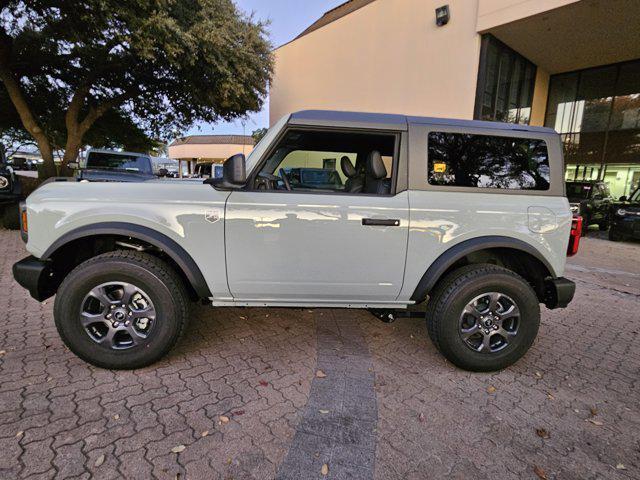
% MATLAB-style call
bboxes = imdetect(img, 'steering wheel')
[279,168,292,191]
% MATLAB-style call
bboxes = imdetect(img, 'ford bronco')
[12,111,579,371]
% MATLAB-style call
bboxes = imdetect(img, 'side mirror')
[619,195,627,202]
[206,154,246,188]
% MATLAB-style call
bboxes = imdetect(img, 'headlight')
[616,208,627,216]
[0,175,9,189]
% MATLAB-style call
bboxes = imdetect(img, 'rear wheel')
[608,227,623,242]
[54,251,189,369]
[426,264,540,372]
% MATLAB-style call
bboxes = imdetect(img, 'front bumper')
[12,256,58,301]
[544,277,576,309]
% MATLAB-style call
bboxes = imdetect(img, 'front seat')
[340,156,364,193]
[364,150,390,194]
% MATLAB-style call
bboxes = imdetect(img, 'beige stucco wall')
[476,0,580,31]
[270,0,483,125]
[168,143,253,161]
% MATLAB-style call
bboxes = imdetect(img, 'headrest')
[366,151,386,180]
[340,156,357,178]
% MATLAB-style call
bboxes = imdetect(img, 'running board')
[209,299,414,309]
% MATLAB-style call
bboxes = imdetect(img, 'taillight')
[19,202,28,243]
[567,216,582,256]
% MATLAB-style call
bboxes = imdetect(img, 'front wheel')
[54,251,190,369]
[426,264,540,372]
[608,227,623,242]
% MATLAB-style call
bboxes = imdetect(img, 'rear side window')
[427,132,550,190]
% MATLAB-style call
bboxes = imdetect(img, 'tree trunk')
[37,140,57,179]
[59,132,82,177]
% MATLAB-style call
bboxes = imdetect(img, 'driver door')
[224,127,409,303]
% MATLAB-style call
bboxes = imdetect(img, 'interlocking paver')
[1,228,639,479]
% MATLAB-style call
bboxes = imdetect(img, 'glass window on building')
[545,59,640,198]
[474,35,536,125]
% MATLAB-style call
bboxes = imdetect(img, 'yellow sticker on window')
[433,163,447,173]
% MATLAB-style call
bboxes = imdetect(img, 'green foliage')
[0,0,273,174]
[252,127,268,143]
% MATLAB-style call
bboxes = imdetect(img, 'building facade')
[270,0,640,197]
[168,135,254,176]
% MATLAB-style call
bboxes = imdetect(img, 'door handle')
[362,218,401,227]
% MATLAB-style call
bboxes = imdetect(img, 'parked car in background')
[566,180,613,234]
[608,188,640,241]
[13,111,578,373]
[74,149,158,182]
[0,150,23,229]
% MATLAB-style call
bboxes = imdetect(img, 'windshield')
[566,182,593,200]
[86,152,152,175]
[245,115,289,173]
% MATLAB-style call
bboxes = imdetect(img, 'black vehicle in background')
[566,180,613,234]
[284,167,343,190]
[74,149,158,182]
[0,146,23,229]
[608,188,640,241]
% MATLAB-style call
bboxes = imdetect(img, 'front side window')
[427,132,550,190]
[254,129,396,195]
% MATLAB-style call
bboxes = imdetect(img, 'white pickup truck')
[12,111,580,371]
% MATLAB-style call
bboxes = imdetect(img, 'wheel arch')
[411,236,556,303]
[42,222,212,299]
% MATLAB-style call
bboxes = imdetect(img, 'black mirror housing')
[205,153,246,189]
[619,195,627,202]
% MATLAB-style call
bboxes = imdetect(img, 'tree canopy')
[0,0,273,178]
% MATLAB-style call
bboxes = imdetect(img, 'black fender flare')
[42,222,212,299]
[410,236,555,302]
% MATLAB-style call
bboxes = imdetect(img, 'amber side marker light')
[19,202,28,243]
[567,216,582,257]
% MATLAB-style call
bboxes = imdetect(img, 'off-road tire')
[425,264,540,372]
[54,251,189,369]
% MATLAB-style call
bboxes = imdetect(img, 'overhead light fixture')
[436,5,450,26]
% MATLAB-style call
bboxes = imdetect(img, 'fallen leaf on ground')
[535,371,543,378]
[16,431,23,437]
[587,419,604,426]
[219,415,230,424]
[319,409,330,414]
[94,454,105,467]
[0,350,6,355]
[259,380,269,387]
[321,463,329,476]
[546,393,555,400]
[487,386,497,394]
[616,463,627,470]
[239,316,247,320]
[171,445,186,454]
[590,406,598,416]
[535,428,550,439]
[533,465,547,479]
[233,410,245,416]
[201,431,209,437]
[113,414,120,420]
[418,413,425,423]
[316,370,327,378]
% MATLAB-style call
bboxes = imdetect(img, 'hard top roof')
[290,110,556,134]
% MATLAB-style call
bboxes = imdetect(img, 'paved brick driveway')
[0,228,638,479]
